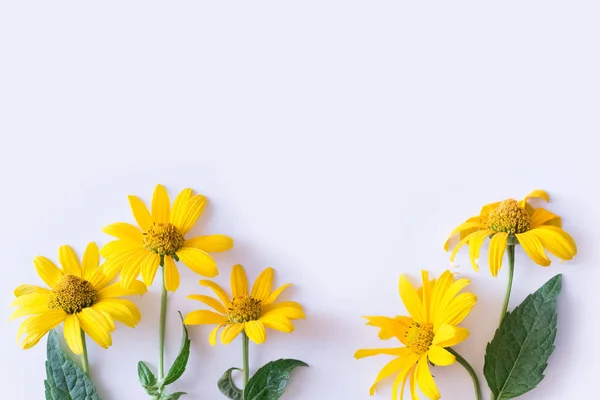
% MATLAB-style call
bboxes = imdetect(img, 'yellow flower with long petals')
[102,184,234,291]
[355,270,476,400]
[184,265,305,345]
[445,189,577,276]
[11,243,146,354]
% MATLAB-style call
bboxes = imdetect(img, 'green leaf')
[44,329,102,400]
[161,311,191,387]
[243,359,308,400]
[137,361,159,395]
[218,368,243,399]
[160,391,186,400]
[484,274,562,399]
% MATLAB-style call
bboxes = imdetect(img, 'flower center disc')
[487,198,531,234]
[48,274,98,315]
[405,322,434,355]
[228,295,262,323]
[143,222,184,256]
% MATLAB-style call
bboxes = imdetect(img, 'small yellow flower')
[10,243,146,354]
[445,190,577,276]
[355,270,476,400]
[101,184,234,291]
[184,265,305,345]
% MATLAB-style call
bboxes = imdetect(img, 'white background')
[0,2,598,399]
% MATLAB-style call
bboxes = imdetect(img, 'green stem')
[499,244,515,327]
[447,348,482,400]
[80,330,90,376]
[158,257,167,381]
[242,332,250,388]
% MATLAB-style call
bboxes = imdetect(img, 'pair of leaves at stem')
[138,312,190,400]
[218,359,307,400]
[484,274,562,399]
[44,329,101,400]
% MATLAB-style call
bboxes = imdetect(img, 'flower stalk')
[158,256,167,381]
[242,332,250,388]
[498,244,515,327]
[80,330,90,376]
[447,348,482,400]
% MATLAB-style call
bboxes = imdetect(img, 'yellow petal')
[415,355,440,399]
[259,314,294,333]
[102,223,143,243]
[431,324,457,345]
[435,326,470,348]
[479,201,501,219]
[379,316,412,342]
[409,367,421,400]
[429,272,454,326]
[94,299,141,327]
[119,251,147,289]
[141,252,161,287]
[152,184,170,224]
[363,316,408,344]
[64,315,83,354]
[231,264,248,297]
[18,310,66,349]
[177,194,207,235]
[530,226,577,261]
[33,256,63,288]
[433,278,471,327]
[394,364,413,400]
[14,285,50,297]
[444,220,488,251]
[368,355,413,396]
[263,283,292,306]
[10,304,49,320]
[522,189,550,204]
[170,188,193,228]
[468,230,494,272]
[420,271,432,322]
[251,268,273,302]
[78,309,112,349]
[221,323,244,344]
[81,242,100,281]
[184,235,234,253]
[58,245,81,276]
[209,323,227,346]
[101,239,141,259]
[11,291,49,307]
[354,347,409,359]
[530,208,562,228]
[516,231,551,267]
[88,263,120,290]
[187,294,227,314]
[97,280,147,300]
[488,232,508,276]
[163,256,180,292]
[428,345,455,366]
[184,310,227,325]
[449,231,476,264]
[244,320,266,344]
[261,301,305,320]
[199,280,232,308]
[176,247,218,278]
[399,275,425,322]
[128,195,153,231]
[437,293,477,327]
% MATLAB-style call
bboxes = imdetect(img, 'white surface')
[1,2,598,399]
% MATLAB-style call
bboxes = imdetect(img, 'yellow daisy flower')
[184,264,305,345]
[445,189,577,276]
[355,270,477,400]
[101,184,234,291]
[10,243,146,354]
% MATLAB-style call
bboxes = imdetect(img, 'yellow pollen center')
[487,198,531,235]
[405,322,434,356]
[143,222,184,256]
[48,274,98,315]
[227,295,262,323]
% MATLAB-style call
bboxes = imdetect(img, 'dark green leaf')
[243,359,308,400]
[137,361,159,395]
[44,329,102,400]
[218,368,243,399]
[484,274,562,399]
[162,311,191,387]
